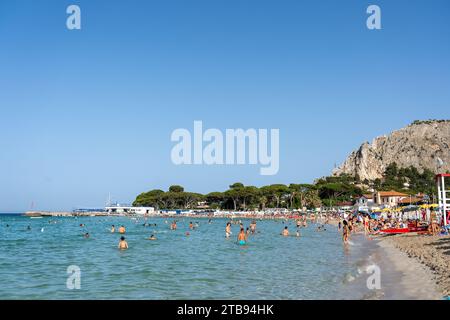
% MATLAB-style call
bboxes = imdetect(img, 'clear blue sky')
[1,0,449,212]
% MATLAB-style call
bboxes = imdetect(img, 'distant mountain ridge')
[333,120,450,181]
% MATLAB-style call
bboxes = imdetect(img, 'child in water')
[118,236,128,250]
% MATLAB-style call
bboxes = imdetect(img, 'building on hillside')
[374,190,408,207]
[355,194,374,206]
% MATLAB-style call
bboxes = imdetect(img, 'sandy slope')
[380,234,450,298]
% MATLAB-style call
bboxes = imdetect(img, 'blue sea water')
[0,215,384,300]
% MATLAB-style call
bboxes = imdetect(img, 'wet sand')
[377,234,450,299]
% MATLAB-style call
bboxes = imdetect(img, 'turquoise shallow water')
[0,215,378,300]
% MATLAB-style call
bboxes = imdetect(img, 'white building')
[105,205,155,215]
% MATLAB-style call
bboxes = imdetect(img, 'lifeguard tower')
[436,173,450,226]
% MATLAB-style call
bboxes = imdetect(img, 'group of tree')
[369,163,436,196]
[133,182,322,210]
[132,164,440,210]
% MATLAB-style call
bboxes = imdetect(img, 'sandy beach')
[378,234,450,298]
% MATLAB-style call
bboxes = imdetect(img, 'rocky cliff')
[332,120,450,181]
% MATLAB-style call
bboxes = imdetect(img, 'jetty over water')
[24,211,109,217]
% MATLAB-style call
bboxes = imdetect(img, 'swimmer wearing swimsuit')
[237,228,246,245]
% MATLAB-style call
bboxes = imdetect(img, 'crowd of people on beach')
[338,208,450,244]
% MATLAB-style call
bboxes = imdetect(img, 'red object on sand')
[380,228,410,234]
[380,226,428,234]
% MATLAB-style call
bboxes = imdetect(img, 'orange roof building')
[374,190,409,207]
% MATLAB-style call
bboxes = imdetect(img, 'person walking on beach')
[118,236,128,250]
[364,216,370,235]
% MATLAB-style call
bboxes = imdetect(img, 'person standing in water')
[250,221,257,234]
[118,236,128,250]
[111,225,115,233]
[282,226,289,237]
[225,222,232,238]
[119,225,126,234]
[237,228,247,245]
[342,220,350,244]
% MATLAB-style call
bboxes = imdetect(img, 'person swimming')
[118,236,128,250]
[111,225,115,233]
[237,228,246,245]
[84,232,90,238]
[148,234,157,241]
[119,225,126,234]
[281,226,289,237]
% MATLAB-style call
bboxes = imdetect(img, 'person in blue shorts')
[237,228,247,245]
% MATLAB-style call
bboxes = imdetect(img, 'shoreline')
[377,234,450,298]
